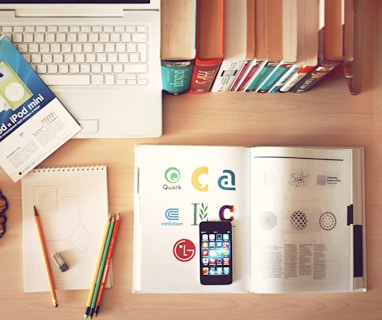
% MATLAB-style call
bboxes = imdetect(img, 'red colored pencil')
[94,213,121,317]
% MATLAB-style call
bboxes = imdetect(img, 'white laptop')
[0,0,162,138]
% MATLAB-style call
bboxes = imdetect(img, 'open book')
[133,145,366,293]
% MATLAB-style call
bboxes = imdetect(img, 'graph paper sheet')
[21,165,111,292]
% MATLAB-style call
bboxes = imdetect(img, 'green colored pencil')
[88,215,116,319]
[84,215,111,318]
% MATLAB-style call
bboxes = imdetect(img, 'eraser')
[51,252,69,272]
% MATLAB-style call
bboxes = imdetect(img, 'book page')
[133,145,251,293]
[21,166,110,292]
[250,147,354,293]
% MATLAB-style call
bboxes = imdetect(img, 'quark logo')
[164,167,181,183]
[173,239,196,262]
[165,208,179,220]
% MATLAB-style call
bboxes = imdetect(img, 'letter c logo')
[219,205,235,221]
[192,167,208,192]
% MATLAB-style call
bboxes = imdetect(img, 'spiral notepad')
[21,165,111,292]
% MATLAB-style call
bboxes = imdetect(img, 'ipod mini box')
[0,36,81,182]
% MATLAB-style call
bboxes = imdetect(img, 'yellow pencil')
[84,214,112,318]
[33,206,58,307]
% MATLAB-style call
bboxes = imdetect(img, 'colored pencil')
[88,215,115,319]
[33,206,58,308]
[84,214,112,318]
[94,213,121,317]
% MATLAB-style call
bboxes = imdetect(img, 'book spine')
[236,60,262,91]
[189,58,223,93]
[229,59,252,91]
[289,62,338,93]
[161,60,194,95]
[343,61,360,95]
[245,61,273,92]
[279,65,315,93]
[211,60,245,92]
[257,62,292,93]
[269,64,299,93]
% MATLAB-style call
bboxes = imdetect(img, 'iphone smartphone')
[199,220,233,285]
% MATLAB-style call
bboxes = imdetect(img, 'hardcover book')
[211,0,246,92]
[290,0,341,93]
[0,36,81,182]
[133,145,366,294]
[241,0,268,92]
[280,0,319,92]
[160,0,196,95]
[189,0,224,93]
[229,0,255,91]
[343,0,360,95]
[250,0,284,93]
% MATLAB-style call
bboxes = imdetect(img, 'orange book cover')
[189,0,224,93]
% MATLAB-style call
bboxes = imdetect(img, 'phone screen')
[199,221,233,285]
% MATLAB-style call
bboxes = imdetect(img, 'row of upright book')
[160,0,360,95]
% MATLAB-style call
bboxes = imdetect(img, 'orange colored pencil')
[33,206,58,307]
[94,213,121,317]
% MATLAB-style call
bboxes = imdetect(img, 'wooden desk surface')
[1,2,382,320]
[1,71,382,320]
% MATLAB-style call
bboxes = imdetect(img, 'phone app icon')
[202,249,209,257]
[202,258,209,265]
[209,250,216,257]
[209,234,215,241]
[209,258,216,265]
[202,241,208,248]
[203,267,209,275]
[216,267,223,275]
[223,249,230,256]
[223,258,230,265]
[202,234,208,241]
[223,241,230,248]
[223,234,229,241]
[216,241,222,248]
[209,241,215,248]
[216,258,223,265]
[216,234,222,240]
[223,267,230,275]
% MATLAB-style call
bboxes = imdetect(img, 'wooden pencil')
[33,206,58,308]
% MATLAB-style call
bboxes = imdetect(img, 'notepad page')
[21,166,111,292]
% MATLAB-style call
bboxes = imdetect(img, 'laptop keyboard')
[0,25,149,86]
